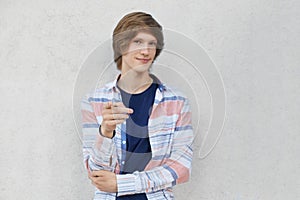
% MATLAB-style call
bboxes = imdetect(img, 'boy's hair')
[112,12,164,70]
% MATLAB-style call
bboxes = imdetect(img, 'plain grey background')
[0,0,299,200]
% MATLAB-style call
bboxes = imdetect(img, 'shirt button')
[121,161,125,165]
[122,140,126,144]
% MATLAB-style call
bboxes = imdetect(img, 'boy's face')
[121,32,157,73]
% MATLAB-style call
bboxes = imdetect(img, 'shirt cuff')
[116,173,138,196]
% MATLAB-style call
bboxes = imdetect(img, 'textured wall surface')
[1,0,299,199]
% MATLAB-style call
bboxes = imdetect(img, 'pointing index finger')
[112,102,134,114]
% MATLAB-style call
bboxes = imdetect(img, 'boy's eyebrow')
[133,37,157,42]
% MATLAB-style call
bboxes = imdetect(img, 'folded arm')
[116,98,193,196]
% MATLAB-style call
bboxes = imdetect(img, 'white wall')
[1,0,299,199]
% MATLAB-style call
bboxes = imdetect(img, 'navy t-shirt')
[116,82,157,200]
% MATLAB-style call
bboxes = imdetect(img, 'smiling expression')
[121,32,158,73]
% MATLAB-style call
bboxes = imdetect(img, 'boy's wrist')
[99,125,115,139]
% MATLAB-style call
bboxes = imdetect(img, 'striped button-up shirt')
[81,74,193,200]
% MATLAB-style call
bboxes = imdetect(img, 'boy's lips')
[136,58,151,63]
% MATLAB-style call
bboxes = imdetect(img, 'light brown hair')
[112,12,164,70]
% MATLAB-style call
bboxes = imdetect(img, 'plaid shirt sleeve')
[116,97,193,196]
[81,93,116,173]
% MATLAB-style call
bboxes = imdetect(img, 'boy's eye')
[149,42,157,46]
[132,40,157,48]
[133,40,142,44]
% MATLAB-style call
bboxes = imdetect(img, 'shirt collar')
[107,73,166,93]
